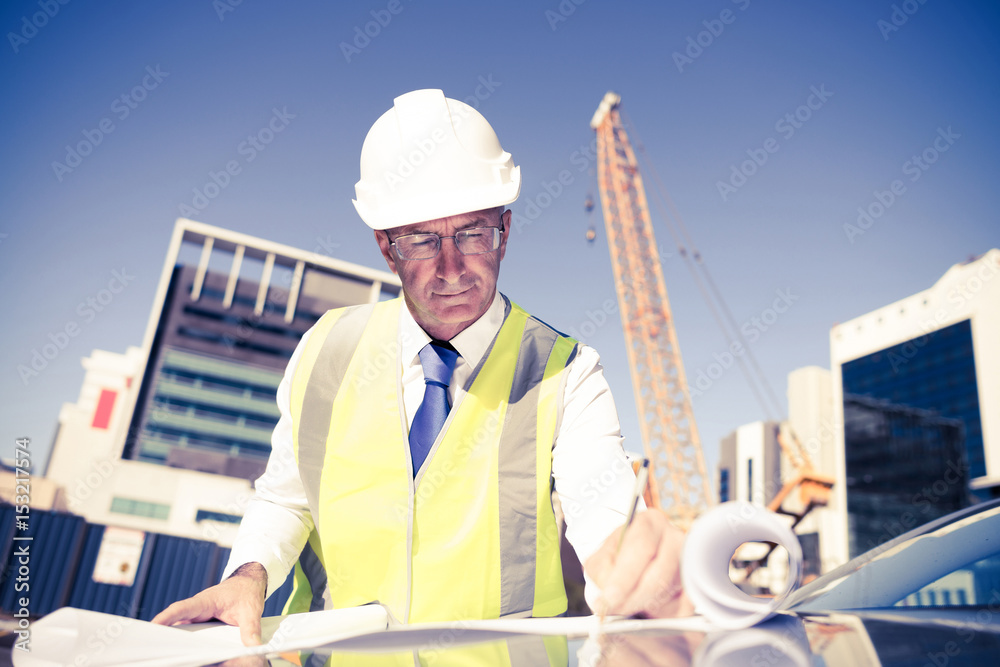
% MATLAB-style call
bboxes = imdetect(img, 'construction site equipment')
[769,425,835,526]
[591,92,711,528]
[742,425,835,581]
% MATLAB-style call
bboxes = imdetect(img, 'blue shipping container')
[66,523,157,618]
[0,509,87,616]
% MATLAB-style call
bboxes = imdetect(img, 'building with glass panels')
[45,219,400,542]
[122,221,400,480]
[830,249,1000,561]
[841,393,966,558]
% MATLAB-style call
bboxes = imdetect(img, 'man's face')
[376,207,511,340]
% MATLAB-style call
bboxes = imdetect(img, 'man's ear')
[375,230,398,274]
[498,209,512,262]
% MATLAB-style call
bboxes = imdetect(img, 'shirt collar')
[399,291,506,369]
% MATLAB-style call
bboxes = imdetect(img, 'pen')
[598,457,650,626]
[617,458,650,553]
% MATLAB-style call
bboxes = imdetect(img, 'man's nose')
[435,237,465,279]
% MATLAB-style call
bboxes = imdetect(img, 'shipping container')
[0,509,87,616]
[3,508,298,623]
[136,534,222,621]
[0,505,17,589]
[66,523,156,618]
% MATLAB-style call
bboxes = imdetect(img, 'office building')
[717,421,782,507]
[45,219,400,542]
[717,421,790,591]
[830,249,1000,559]
[124,220,401,479]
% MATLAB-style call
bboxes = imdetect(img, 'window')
[896,554,1000,608]
[110,497,170,520]
[195,509,242,524]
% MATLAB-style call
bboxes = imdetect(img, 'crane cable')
[620,109,785,420]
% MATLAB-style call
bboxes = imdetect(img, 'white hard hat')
[353,89,521,230]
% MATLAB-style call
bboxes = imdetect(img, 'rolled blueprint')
[681,500,802,630]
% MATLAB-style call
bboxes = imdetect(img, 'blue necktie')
[410,341,459,475]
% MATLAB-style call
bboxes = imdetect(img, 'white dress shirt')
[224,291,639,603]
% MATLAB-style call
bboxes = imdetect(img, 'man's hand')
[584,509,693,618]
[151,562,268,647]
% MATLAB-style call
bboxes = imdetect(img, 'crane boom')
[591,92,711,527]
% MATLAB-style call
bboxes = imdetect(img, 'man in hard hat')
[153,89,690,645]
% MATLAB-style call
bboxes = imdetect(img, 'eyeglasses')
[390,226,503,261]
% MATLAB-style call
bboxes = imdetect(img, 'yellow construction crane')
[591,92,712,528]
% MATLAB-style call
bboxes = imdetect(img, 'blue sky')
[2,1,998,486]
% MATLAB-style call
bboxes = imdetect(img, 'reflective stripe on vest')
[289,296,576,622]
[282,529,330,615]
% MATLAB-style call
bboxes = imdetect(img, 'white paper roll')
[681,501,802,629]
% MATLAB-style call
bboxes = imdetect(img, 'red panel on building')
[92,389,117,430]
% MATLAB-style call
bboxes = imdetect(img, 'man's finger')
[151,597,213,627]
[599,511,663,610]
[237,611,263,647]
[616,529,683,617]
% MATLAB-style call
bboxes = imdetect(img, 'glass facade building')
[122,222,401,482]
[841,319,982,557]
[124,265,315,479]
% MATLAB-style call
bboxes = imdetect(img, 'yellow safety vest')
[288,296,576,623]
